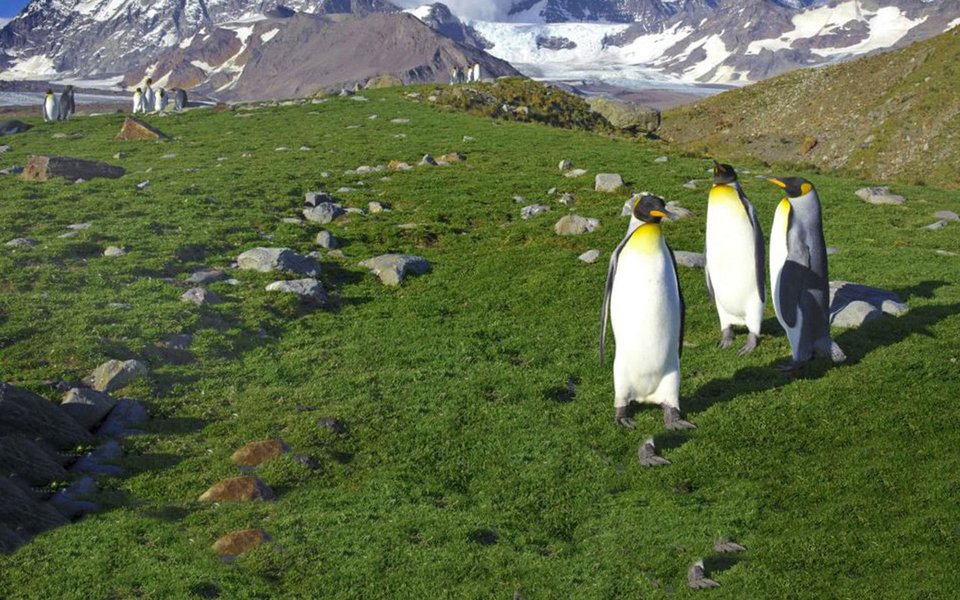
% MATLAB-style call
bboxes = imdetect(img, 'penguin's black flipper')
[600,230,634,366]
[667,244,685,359]
[688,561,720,589]
[704,261,716,303]
[736,184,766,303]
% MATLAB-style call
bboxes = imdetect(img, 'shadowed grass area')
[0,86,958,598]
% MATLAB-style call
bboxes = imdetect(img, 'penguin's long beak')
[650,209,676,221]
[766,177,787,189]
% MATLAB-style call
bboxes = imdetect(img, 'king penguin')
[132,88,143,114]
[155,88,168,113]
[600,194,694,464]
[174,88,187,112]
[142,78,155,113]
[42,89,60,122]
[766,176,846,370]
[59,85,75,121]
[705,162,766,355]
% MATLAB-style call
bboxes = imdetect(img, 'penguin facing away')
[601,194,695,438]
[59,85,75,121]
[766,176,846,370]
[142,78,155,112]
[705,162,766,355]
[174,88,187,111]
[42,89,60,122]
[132,88,143,113]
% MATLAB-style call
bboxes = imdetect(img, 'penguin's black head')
[632,194,674,223]
[767,176,815,198]
[136,87,142,92]
[713,161,738,185]
[146,78,153,85]
[45,89,53,94]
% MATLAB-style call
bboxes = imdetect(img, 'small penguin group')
[450,63,482,84]
[133,78,181,114]
[41,86,75,122]
[601,162,844,464]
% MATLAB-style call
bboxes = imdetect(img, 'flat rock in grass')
[855,186,905,205]
[830,300,881,328]
[934,210,959,221]
[683,180,698,189]
[391,118,410,124]
[0,145,10,153]
[419,154,438,166]
[654,156,668,163]
[72,439,123,476]
[673,251,706,268]
[438,152,465,163]
[96,398,148,436]
[0,477,68,534]
[318,418,348,434]
[0,382,93,449]
[265,278,327,304]
[304,191,334,207]
[5,237,36,247]
[49,475,98,518]
[521,204,550,219]
[67,223,92,230]
[666,202,694,220]
[359,254,430,286]
[0,120,32,135]
[0,434,69,486]
[103,246,127,257]
[115,117,168,141]
[559,159,572,171]
[554,215,599,235]
[154,333,194,364]
[388,160,412,171]
[303,203,345,224]
[595,173,624,192]
[829,281,908,328]
[21,155,125,182]
[237,247,320,276]
[213,529,271,557]
[231,440,289,467]
[315,230,338,249]
[924,220,948,231]
[181,287,221,306]
[579,249,601,263]
[186,269,227,284]
[199,476,275,502]
[90,359,148,392]
[559,192,575,206]
[368,201,388,214]
[0,165,23,176]
[60,388,116,429]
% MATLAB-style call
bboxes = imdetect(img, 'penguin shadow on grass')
[657,280,956,452]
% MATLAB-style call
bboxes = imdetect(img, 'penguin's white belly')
[770,200,802,350]
[610,244,680,401]
[706,203,759,321]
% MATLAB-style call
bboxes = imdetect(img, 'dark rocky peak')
[413,3,493,49]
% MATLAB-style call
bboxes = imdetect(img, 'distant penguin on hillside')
[142,78,155,112]
[601,194,694,466]
[42,89,60,122]
[174,88,187,111]
[132,87,144,113]
[705,161,766,355]
[472,63,481,82]
[154,88,168,113]
[59,85,75,121]
[766,176,846,371]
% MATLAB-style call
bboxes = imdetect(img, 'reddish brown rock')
[198,476,274,502]
[21,155,125,182]
[115,117,168,141]
[230,439,289,467]
[212,529,271,557]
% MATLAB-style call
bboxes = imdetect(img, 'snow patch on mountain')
[812,7,927,58]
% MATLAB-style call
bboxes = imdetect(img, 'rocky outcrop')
[115,117,168,141]
[587,98,660,133]
[21,155,125,182]
[0,382,93,450]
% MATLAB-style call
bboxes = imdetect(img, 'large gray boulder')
[303,202,345,224]
[90,359,148,392]
[673,251,706,268]
[855,187,905,205]
[359,254,430,286]
[555,215,600,235]
[237,247,320,277]
[0,382,93,449]
[0,477,68,535]
[587,98,660,133]
[595,173,624,193]
[0,435,69,486]
[829,281,908,328]
[60,388,117,429]
[97,399,148,437]
[265,279,327,304]
[21,155,125,182]
[0,120,32,136]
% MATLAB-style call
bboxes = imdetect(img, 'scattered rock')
[688,560,720,589]
[60,388,117,429]
[199,476,275,502]
[0,477,68,534]
[21,155,125,182]
[315,231,339,249]
[67,223,92,230]
[521,204,550,220]
[0,120,32,136]
[302,203,345,224]
[72,440,123,476]
[683,180,698,189]
[829,281,908,328]
[237,247,320,277]
[666,202,694,220]
[293,453,321,470]
[924,220,948,231]
[154,333,194,364]
[419,154,438,166]
[0,435,69,486]
[336,187,357,194]
[388,160,412,171]
[265,278,327,304]
[558,159,572,171]
[181,287,222,306]
[213,529,271,557]
[391,118,410,124]
[0,165,23,176]
[115,117,168,141]
[103,246,127,257]
[304,191,334,207]
[586,97,660,133]
[368,201,388,214]
[594,173,624,193]
[318,418,347,434]
[48,476,98,518]
[673,251,706,268]
[275,147,289,152]
[359,254,430,286]
[5,237,36,247]
[0,382,93,449]
[554,215,600,235]
[855,186,905,205]
[136,180,150,190]
[934,210,959,221]
[0,145,11,153]
[559,192,575,206]
[935,249,957,256]
[96,398,148,436]
[90,359,148,393]
[830,300,881,329]
[579,249,601,264]
[826,246,839,256]
[161,153,177,159]
[438,152,465,163]
[564,168,587,178]
[186,269,227,284]
[231,440,289,467]
[654,156,668,163]
[113,152,126,160]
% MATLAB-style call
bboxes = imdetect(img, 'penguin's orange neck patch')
[626,223,662,254]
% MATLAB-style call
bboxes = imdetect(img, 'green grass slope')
[0,88,959,599]
[660,26,960,189]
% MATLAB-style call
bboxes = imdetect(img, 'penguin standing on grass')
[154,88,168,113]
[142,78,155,112]
[42,89,60,122]
[705,162,765,355]
[59,85,75,120]
[173,88,188,111]
[132,87,144,113]
[766,176,846,371]
[601,194,694,466]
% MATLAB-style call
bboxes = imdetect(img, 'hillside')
[0,87,959,598]
[660,26,960,189]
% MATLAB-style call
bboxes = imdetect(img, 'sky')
[0,0,29,18]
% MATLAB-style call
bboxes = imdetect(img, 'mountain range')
[0,1,959,99]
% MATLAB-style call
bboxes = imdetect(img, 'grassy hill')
[660,26,960,190]
[0,87,959,598]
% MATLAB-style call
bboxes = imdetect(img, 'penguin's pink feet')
[663,406,695,430]
[638,438,670,467]
[687,561,720,589]
[717,327,734,349]
[737,332,759,356]
[614,405,635,429]
[776,360,806,375]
